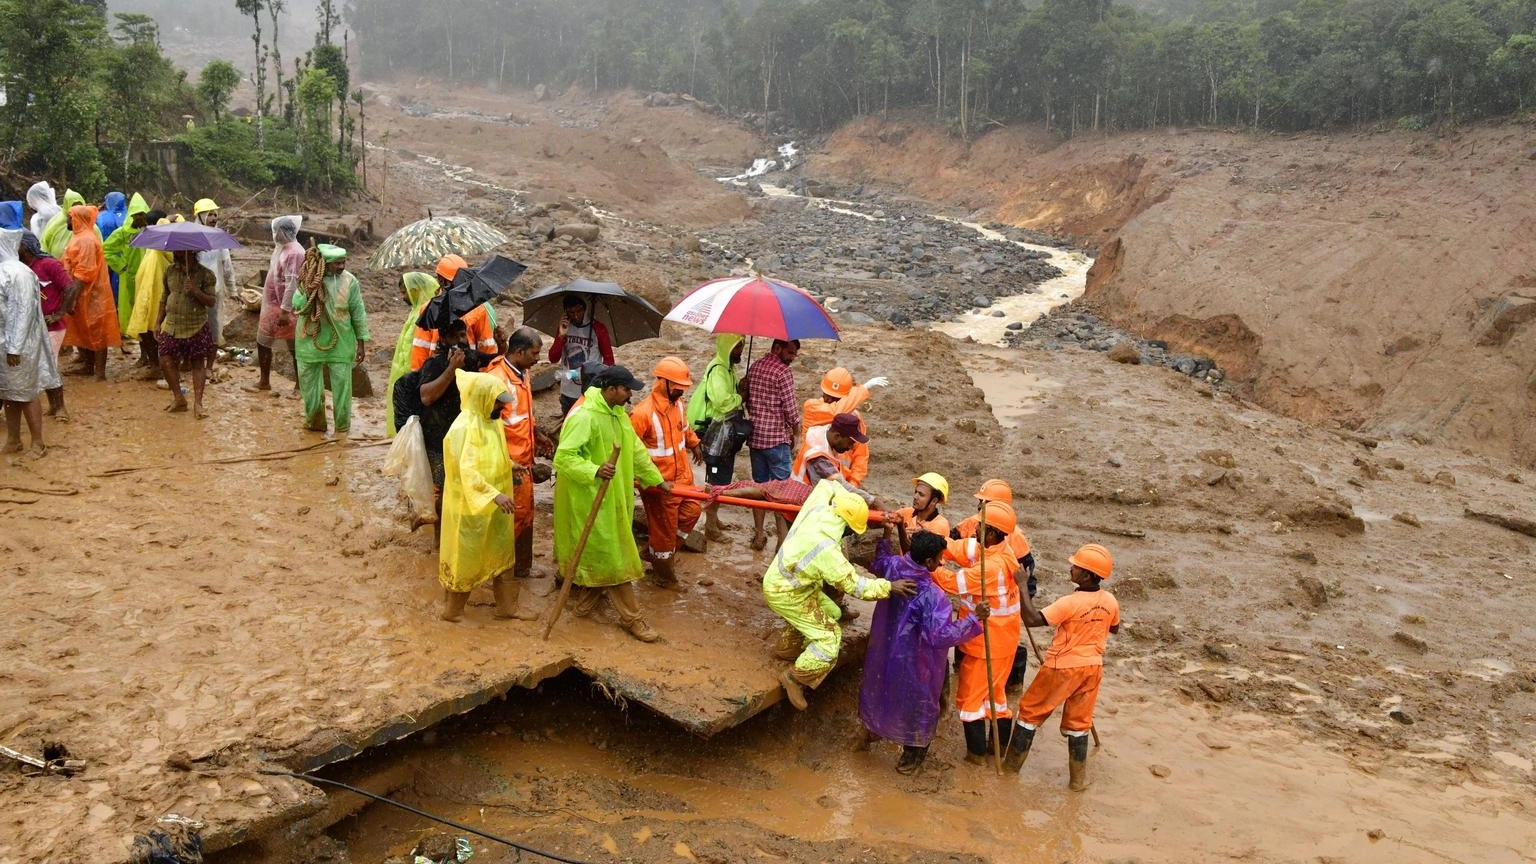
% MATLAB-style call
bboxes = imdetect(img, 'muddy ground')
[3,84,1535,864]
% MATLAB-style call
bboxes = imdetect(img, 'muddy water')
[329,671,1536,864]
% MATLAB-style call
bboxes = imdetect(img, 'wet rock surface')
[1008,308,1227,385]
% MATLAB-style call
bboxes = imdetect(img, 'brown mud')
[3,85,1535,864]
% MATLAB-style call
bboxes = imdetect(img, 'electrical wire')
[257,769,603,864]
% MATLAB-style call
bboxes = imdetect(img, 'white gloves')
[864,376,889,390]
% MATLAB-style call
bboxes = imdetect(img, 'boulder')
[1108,342,1142,364]
[550,223,601,243]
[1475,294,1536,346]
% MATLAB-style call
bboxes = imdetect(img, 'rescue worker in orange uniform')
[631,357,702,588]
[893,472,951,542]
[951,478,1036,597]
[1003,544,1120,790]
[790,367,887,486]
[485,326,555,578]
[937,499,1023,765]
[409,254,497,370]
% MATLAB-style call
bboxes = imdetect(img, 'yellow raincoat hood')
[438,369,516,593]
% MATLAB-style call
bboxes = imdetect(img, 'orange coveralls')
[631,387,701,558]
[1016,590,1121,733]
[937,537,1022,723]
[409,304,496,370]
[484,356,538,534]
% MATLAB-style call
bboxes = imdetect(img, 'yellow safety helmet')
[192,198,219,216]
[832,491,869,535]
[912,472,950,502]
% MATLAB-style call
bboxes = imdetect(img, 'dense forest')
[346,0,1536,135]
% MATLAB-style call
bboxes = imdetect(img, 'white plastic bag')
[382,415,436,524]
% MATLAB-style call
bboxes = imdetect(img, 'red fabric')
[29,257,71,332]
[709,479,811,506]
[744,353,798,449]
[547,319,614,365]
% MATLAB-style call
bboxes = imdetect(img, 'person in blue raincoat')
[96,192,128,302]
[0,202,23,231]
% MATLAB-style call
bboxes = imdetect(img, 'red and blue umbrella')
[664,275,839,341]
[130,222,243,252]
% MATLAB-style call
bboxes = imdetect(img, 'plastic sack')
[700,409,752,461]
[382,415,436,523]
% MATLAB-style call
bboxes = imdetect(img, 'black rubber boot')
[1067,733,1090,790]
[992,719,1014,754]
[962,720,989,764]
[895,746,927,775]
[1001,723,1036,773]
[1006,650,1029,690]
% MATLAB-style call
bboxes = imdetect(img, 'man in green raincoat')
[686,333,746,538]
[763,478,915,710]
[40,190,88,258]
[553,364,672,643]
[102,193,151,335]
[386,271,438,436]
[291,244,369,435]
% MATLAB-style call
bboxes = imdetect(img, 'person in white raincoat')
[0,228,61,456]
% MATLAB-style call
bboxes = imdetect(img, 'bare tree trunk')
[268,2,285,121]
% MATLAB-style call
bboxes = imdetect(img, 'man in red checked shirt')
[743,338,800,482]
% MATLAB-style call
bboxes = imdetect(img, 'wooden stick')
[542,444,621,641]
[977,504,1003,775]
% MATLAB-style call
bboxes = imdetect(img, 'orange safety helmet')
[435,253,468,282]
[1069,543,1114,580]
[653,356,693,388]
[974,478,1014,504]
[977,500,1018,536]
[821,367,854,398]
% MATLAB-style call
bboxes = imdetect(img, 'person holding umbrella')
[408,254,497,371]
[553,364,671,643]
[291,245,370,435]
[154,250,218,418]
[548,294,614,416]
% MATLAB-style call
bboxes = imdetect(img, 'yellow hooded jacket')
[439,370,516,593]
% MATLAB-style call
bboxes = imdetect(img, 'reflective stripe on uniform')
[805,641,835,663]
[647,412,674,458]
[412,338,435,349]
[853,575,869,597]
[957,702,1011,722]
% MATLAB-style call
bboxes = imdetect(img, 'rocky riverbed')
[1007,307,1228,385]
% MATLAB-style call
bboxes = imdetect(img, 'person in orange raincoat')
[485,325,554,579]
[1003,543,1120,791]
[937,499,1023,766]
[631,356,702,588]
[790,367,887,486]
[60,205,121,380]
[408,255,497,370]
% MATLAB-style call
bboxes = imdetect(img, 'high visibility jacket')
[762,479,892,602]
[952,514,1032,561]
[485,355,538,468]
[937,537,1022,658]
[409,303,496,370]
[630,387,699,485]
[793,388,870,485]
[791,424,853,484]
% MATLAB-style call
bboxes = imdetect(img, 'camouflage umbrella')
[368,214,509,269]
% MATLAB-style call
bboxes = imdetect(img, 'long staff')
[977,505,1003,775]
[542,444,621,640]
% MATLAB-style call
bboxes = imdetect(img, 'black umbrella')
[521,278,664,346]
[418,255,528,330]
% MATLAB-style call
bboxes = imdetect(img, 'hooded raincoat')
[103,193,150,332]
[553,385,665,587]
[96,193,128,300]
[763,479,894,678]
[61,206,121,352]
[388,272,438,436]
[259,215,304,347]
[0,229,62,401]
[685,333,744,429]
[26,182,58,238]
[41,190,87,258]
[440,370,517,593]
[125,243,173,339]
[0,202,23,231]
[859,539,983,746]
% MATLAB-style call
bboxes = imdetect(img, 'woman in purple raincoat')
[860,527,988,774]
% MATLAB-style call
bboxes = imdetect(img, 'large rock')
[549,223,601,244]
[1108,342,1142,364]
[1475,294,1536,346]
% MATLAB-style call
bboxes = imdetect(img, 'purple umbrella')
[130,222,243,252]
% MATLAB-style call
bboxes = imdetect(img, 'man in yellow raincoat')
[439,369,530,623]
[553,364,672,643]
[764,479,916,710]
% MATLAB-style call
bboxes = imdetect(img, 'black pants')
[559,394,578,416]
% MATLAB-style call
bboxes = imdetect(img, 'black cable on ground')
[257,769,603,864]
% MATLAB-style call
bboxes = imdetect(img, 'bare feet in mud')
[194,402,208,420]
[243,382,271,394]
[166,399,188,413]
[750,532,767,551]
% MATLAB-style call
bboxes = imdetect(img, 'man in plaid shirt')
[744,338,801,482]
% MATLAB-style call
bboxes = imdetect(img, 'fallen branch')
[1464,508,1536,538]
[0,484,79,497]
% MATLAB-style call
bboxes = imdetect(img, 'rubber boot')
[895,746,927,775]
[779,669,808,710]
[650,555,679,589]
[513,530,533,579]
[624,618,660,643]
[440,590,469,622]
[962,720,990,765]
[1067,733,1090,790]
[1001,723,1036,773]
[492,576,533,620]
[992,719,1014,755]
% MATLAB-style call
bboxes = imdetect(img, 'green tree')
[0,0,109,183]
[197,59,242,121]
[235,0,267,145]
